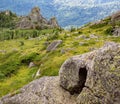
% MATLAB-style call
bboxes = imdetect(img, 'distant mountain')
[0,0,120,27]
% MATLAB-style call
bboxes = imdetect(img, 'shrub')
[20,53,38,64]
[0,60,20,79]
[104,27,113,35]
[46,31,59,41]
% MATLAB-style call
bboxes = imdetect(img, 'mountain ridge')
[0,0,120,27]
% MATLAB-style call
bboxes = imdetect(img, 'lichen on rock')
[0,42,120,104]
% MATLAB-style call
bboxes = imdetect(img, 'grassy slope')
[0,18,120,97]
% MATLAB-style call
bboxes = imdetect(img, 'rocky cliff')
[16,7,60,29]
[0,42,120,104]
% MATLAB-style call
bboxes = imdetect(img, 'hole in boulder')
[70,67,87,95]
[79,67,87,91]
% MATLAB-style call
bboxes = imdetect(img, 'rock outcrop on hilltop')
[16,7,60,29]
[0,42,120,104]
[111,11,120,23]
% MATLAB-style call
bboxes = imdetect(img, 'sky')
[53,0,120,7]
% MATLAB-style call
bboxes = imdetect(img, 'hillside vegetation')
[0,11,120,97]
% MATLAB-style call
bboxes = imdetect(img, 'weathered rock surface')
[17,7,60,29]
[77,42,120,104]
[113,27,120,36]
[1,42,120,104]
[111,11,120,23]
[46,40,62,52]
[0,77,76,104]
[60,42,120,104]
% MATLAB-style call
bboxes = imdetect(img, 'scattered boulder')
[46,40,62,52]
[29,62,36,68]
[113,28,120,36]
[90,34,98,39]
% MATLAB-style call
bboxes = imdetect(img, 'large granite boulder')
[0,42,120,104]
[77,42,120,104]
[0,77,76,104]
[59,50,96,94]
[60,42,120,104]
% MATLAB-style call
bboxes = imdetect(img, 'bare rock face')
[46,40,62,52]
[111,11,120,23]
[17,7,60,29]
[48,17,59,28]
[1,42,120,104]
[16,17,33,29]
[0,77,76,104]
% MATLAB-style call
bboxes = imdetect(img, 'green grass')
[0,17,120,97]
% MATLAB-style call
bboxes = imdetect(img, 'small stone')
[29,62,36,68]
[35,69,41,78]
[90,34,98,39]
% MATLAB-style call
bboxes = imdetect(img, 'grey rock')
[1,42,120,104]
[29,62,36,68]
[111,11,120,23]
[90,34,98,39]
[77,42,120,104]
[48,17,59,28]
[16,17,33,29]
[0,77,76,104]
[59,50,96,94]
[46,40,62,52]
[60,42,120,103]
[17,7,60,29]
[113,28,120,36]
